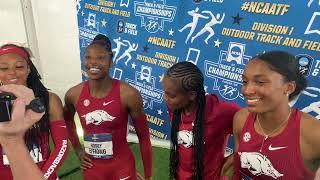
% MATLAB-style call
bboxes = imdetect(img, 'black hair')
[1,44,50,151]
[166,61,205,180]
[254,51,307,100]
[88,34,113,59]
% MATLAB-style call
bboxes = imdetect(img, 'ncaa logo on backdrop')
[205,42,251,100]
[117,20,138,36]
[295,54,314,76]
[117,20,125,33]
[125,66,164,109]
[134,0,177,33]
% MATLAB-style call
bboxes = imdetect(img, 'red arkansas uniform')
[233,109,315,180]
[0,134,53,179]
[76,79,150,180]
[169,94,240,180]
[0,120,69,180]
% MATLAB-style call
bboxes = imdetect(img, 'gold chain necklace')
[257,109,291,152]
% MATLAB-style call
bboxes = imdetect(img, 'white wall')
[0,0,28,43]
[0,0,82,100]
[30,0,82,99]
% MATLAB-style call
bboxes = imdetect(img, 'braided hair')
[167,61,206,180]
[0,44,50,151]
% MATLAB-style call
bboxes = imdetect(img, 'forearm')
[64,112,82,151]
[132,115,152,178]
[2,138,44,180]
[138,136,152,178]
[222,154,234,175]
[41,120,69,179]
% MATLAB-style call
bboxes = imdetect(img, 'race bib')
[84,133,113,159]
[3,145,44,165]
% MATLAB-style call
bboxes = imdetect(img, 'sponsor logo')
[120,176,131,180]
[103,100,114,106]
[268,144,287,151]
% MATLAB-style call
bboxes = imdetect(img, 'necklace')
[256,109,291,152]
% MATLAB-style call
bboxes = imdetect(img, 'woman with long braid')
[161,61,240,180]
[0,43,69,179]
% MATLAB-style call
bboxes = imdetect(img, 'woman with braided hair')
[161,61,240,180]
[0,43,69,179]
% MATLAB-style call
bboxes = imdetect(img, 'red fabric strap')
[0,45,29,59]
[41,120,69,179]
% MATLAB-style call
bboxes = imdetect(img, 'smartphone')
[0,93,16,122]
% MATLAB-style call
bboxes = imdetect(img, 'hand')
[137,172,144,180]
[0,84,36,105]
[220,154,233,178]
[137,172,152,180]
[0,84,44,144]
[76,148,93,169]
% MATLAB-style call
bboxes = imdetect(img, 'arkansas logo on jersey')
[177,130,193,148]
[239,152,283,179]
[82,110,116,125]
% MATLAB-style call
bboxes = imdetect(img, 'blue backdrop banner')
[76,0,320,145]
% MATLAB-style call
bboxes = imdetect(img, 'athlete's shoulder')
[300,111,320,149]
[233,108,250,132]
[48,92,63,105]
[234,108,250,121]
[205,94,240,114]
[66,82,85,95]
[47,92,64,120]
[64,81,86,105]
[119,81,140,97]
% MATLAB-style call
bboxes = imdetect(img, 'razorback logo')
[82,110,116,125]
[239,152,283,179]
[177,130,193,148]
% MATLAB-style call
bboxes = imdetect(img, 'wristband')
[26,98,45,113]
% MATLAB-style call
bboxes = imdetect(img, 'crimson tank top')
[76,79,132,159]
[234,109,314,180]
